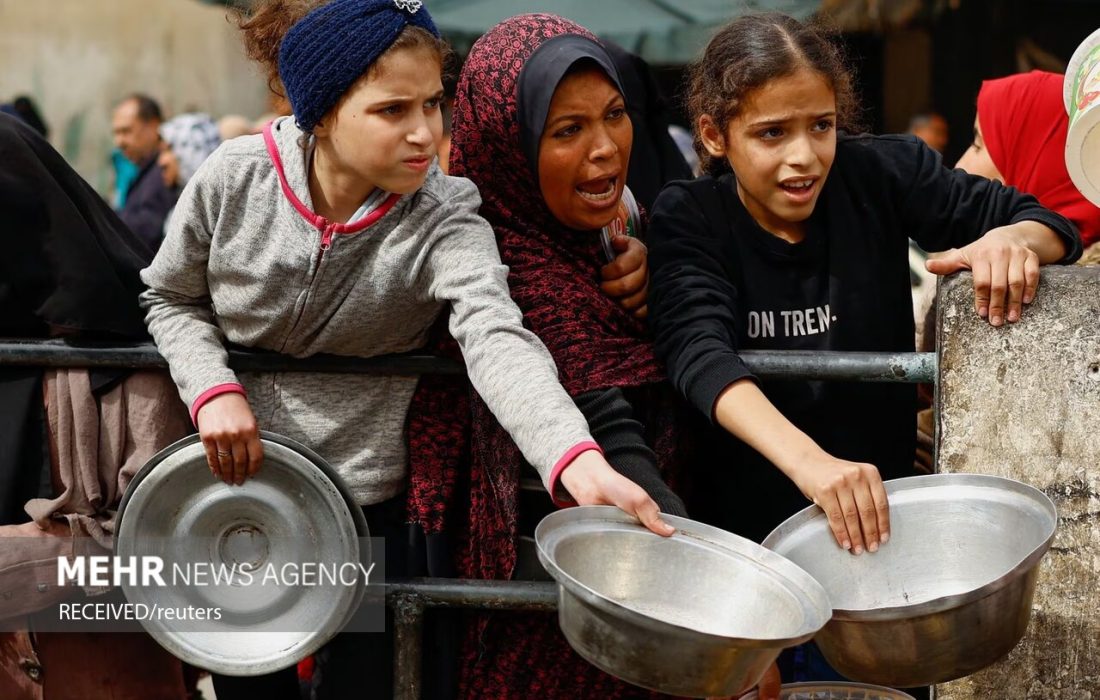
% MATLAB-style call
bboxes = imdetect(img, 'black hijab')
[602,40,693,212]
[0,113,153,523]
[0,113,152,337]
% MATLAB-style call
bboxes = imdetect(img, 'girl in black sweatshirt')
[647,13,1080,555]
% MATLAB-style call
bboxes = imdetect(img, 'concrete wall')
[935,267,1100,698]
[0,0,270,193]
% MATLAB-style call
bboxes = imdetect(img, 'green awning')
[427,0,821,65]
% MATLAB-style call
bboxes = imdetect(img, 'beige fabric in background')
[0,369,190,700]
[27,369,190,541]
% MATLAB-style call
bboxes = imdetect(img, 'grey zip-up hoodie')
[140,117,594,504]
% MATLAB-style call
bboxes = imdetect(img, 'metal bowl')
[115,432,369,676]
[741,681,916,699]
[762,473,1057,687]
[535,506,831,698]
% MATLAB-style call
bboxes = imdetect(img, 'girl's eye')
[381,105,403,115]
[812,119,835,133]
[425,98,441,110]
[759,127,783,140]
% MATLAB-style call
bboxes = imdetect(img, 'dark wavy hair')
[686,13,862,175]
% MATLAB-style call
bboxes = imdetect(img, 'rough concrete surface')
[935,267,1100,699]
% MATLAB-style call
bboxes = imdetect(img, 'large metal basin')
[536,507,831,698]
[115,432,369,676]
[762,473,1057,687]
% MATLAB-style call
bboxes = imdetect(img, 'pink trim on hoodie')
[262,122,400,234]
[190,383,247,427]
[548,441,603,508]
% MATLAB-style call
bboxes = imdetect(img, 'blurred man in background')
[111,94,179,251]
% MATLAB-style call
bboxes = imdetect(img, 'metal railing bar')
[0,340,936,382]
[382,580,558,700]
[384,579,558,611]
[392,595,424,700]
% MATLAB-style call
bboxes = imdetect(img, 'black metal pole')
[385,579,558,611]
[391,592,425,700]
[0,340,935,382]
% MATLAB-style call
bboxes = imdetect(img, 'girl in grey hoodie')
[141,2,671,695]
[140,1,672,531]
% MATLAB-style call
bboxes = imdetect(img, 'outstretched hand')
[925,224,1042,327]
[559,450,675,536]
[788,454,890,555]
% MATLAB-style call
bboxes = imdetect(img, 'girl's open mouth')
[779,178,818,202]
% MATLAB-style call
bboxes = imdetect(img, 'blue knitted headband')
[278,0,439,133]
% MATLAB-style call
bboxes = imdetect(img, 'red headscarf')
[978,70,1100,245]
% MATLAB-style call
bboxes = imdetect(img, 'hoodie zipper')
[280,217,335,353]
[318,217,336,253]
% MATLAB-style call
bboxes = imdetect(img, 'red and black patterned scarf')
[406,13,686,699]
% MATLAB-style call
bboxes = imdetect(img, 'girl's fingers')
[608,474,673,536]
[870,475,891,544]
[1023,253,1040,305]
[246,434,264,477]
[835,487,866,555]
[629,494,675,537]
[971,260,992,319]
[1006,252,1026,323]
[203,439,222,478]
[986,256,1009,326]
[230,439,249,485]
[216,444,234,484]
[853,481,880,552]
[818,493,852,552]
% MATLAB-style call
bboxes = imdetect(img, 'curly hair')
[686,13,862,175]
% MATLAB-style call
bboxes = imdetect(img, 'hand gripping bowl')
[762,474,1057,688]
[535,506,832,698]
[114,432,369,676]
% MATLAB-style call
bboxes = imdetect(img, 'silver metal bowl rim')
[761,473,1057,622]
[114,431,370,675]
[535,505,832,648]
[116,431,370,540]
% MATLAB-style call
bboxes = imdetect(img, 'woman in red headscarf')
[956,70,1100,248]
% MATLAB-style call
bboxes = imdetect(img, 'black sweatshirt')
[647,134,1080,542]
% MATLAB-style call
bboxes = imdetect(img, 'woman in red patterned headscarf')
[402,12,742,700]
[957,70,1100,247]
